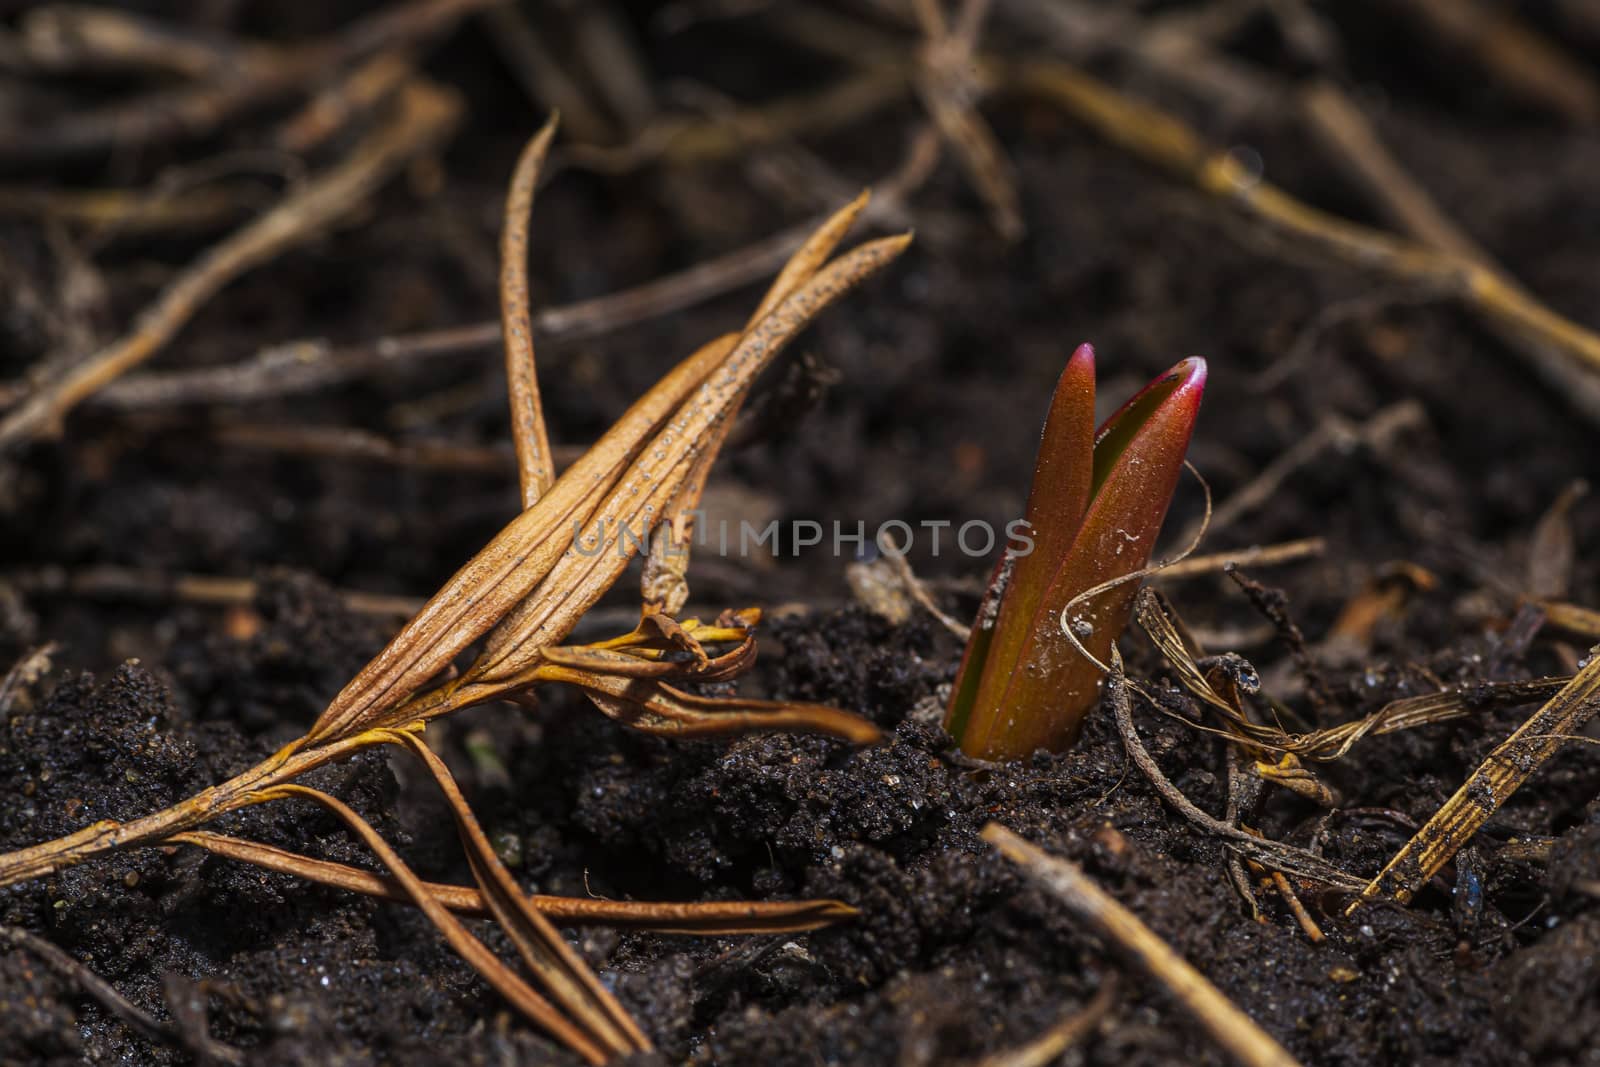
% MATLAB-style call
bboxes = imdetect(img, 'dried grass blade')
[1350,643,1600,911]
[1137,589,1572,763]
[501,114,560,508]
[745,191,870,327]
[1107,649,1363,891]
[386,730,648,1054]
[171,830,856,932]
[541,665,883,743]
[0,82,460,450]
[639,190,876,611]
[984,824,1303,1067]
[470,232,912,681]
[257,783,607,1065]
[305,332,742,744]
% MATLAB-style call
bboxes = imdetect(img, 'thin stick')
[1301,80,1600,418]
[500,116,560,508]
[1007,59,1600,409]
[1268,871,1325,943]
[0,0,492,165]
[1107,648,1364,891]
[1176,403,1425,546]
[1350,642,1600,911]
[388,729,649,1055]
[211,421,540,473]
[1151,538,1325,581]
[0,923,244,1066]
[8,564,425,618]
[0,82,460,449]
[261,783,610,1065]
[969,978,1116,1067]
[276,50,416,155]
[480,3,614,143]
[171,830,856,933]
[86,221,807,411]
[1382,0,1600,124]
[984,824,1304,1067]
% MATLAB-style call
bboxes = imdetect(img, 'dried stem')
[1351,643,1600,911]
[0,81,460,450]
[968,979,1116,1067]
[0,923,244,1065]
[0,199,906,1059]
[1006,58,1600,410]
[0,0,492,165]
[260,782,612,1066]
[500,116,561,508]
[84,218,809,411]
[984,824,1304,1067]
[1301,80,1600,419]
[6,564,424,618]
[171,830,855,932]
[388,729,649,1056]
[1107,647,1363,891]
[1150,538,1325,582]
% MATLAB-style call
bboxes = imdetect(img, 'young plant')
[945,344,1205,759]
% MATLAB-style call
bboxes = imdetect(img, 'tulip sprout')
[946,344,1206,758]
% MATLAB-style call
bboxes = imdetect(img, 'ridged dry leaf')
[306,216,909,747]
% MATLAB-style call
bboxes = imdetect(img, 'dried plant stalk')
[170,831,855,932]
[1351,644,1600,911]
[0,163,908,1059]
[1136,589,1570,762]
[984,824,1304,1067]
[501,114,560,507]
[1005,58,1600,412]
[0,81,461,449]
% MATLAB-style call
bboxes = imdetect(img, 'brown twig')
[0,923,244,1066]
[1301,81,1600,420]
[171,830,856,933]
[1381,0,1600,124]
[996,0,1278,122]
[275,51,417,155]
[0,81,461,450]
[0,0,494,166]
[984,824,1304,1067]
[388,729,648,1055]
[11,4,249,78]
[968,978,1117,1067]
[1135,587,1572,762]
[1150,538,1325,582]
[479,3,615,143]
[1268,871,1325,943]
[566,1,657,134]
[0,193,908,1060]
[1106,647,1364,891]
[209,421,538,474]
[85,219,811,411]
[1176,402,1426,546]
[0,183,250,233]
[260,782,615,1065]
[8,564,425,619]
[1007,59,1600,410]
[912,0,1022,240]
[1350,642,1600,911]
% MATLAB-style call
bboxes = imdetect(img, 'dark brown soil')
[4,2,1600,1065]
